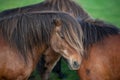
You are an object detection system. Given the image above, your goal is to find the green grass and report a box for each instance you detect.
[0,0,120,80]
[77,0,120,27]
[0,0,43,11]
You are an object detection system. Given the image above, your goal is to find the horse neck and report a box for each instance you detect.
[80,21,119,53]
[0,30,49,66]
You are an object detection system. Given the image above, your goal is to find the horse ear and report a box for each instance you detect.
[53,18,62,32]
[53,18,62,26]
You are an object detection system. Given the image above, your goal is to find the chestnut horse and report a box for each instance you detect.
[0,11,84,80]
[0,0,91,79]
[0,0,107,79]
[76,20,120,80]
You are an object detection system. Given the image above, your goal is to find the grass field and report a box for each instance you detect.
[0,0,120,80]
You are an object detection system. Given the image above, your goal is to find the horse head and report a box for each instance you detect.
[50,18,83,70]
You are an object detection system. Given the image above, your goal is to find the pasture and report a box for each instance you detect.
[0,0,120,80]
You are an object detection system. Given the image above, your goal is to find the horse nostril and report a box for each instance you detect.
[73,61,80,68]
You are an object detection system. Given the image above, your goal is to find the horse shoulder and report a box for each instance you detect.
[0,36,33,79]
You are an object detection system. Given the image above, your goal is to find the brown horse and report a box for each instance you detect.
[0,11,84,80]
[0,0,107,79]
[0,0,92,79]
[76,20,120,80]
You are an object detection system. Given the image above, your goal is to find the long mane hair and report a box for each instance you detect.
[78,19,120,57]
[0,0,91,21]
[0,11,83,61]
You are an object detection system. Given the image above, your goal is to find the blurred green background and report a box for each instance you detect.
[0,0,120,80]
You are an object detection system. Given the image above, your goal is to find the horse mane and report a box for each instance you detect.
[45,0,90,19]
[0,0,91,21]
[78,19,120,51]
[0,11,83,61]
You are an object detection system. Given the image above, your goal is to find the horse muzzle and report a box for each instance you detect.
[67,60,81,70]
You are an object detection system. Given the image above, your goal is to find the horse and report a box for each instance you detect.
[0,11,84,80]
[0,0,108,79]
[77,19,120,80]
[0,0,92,79]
